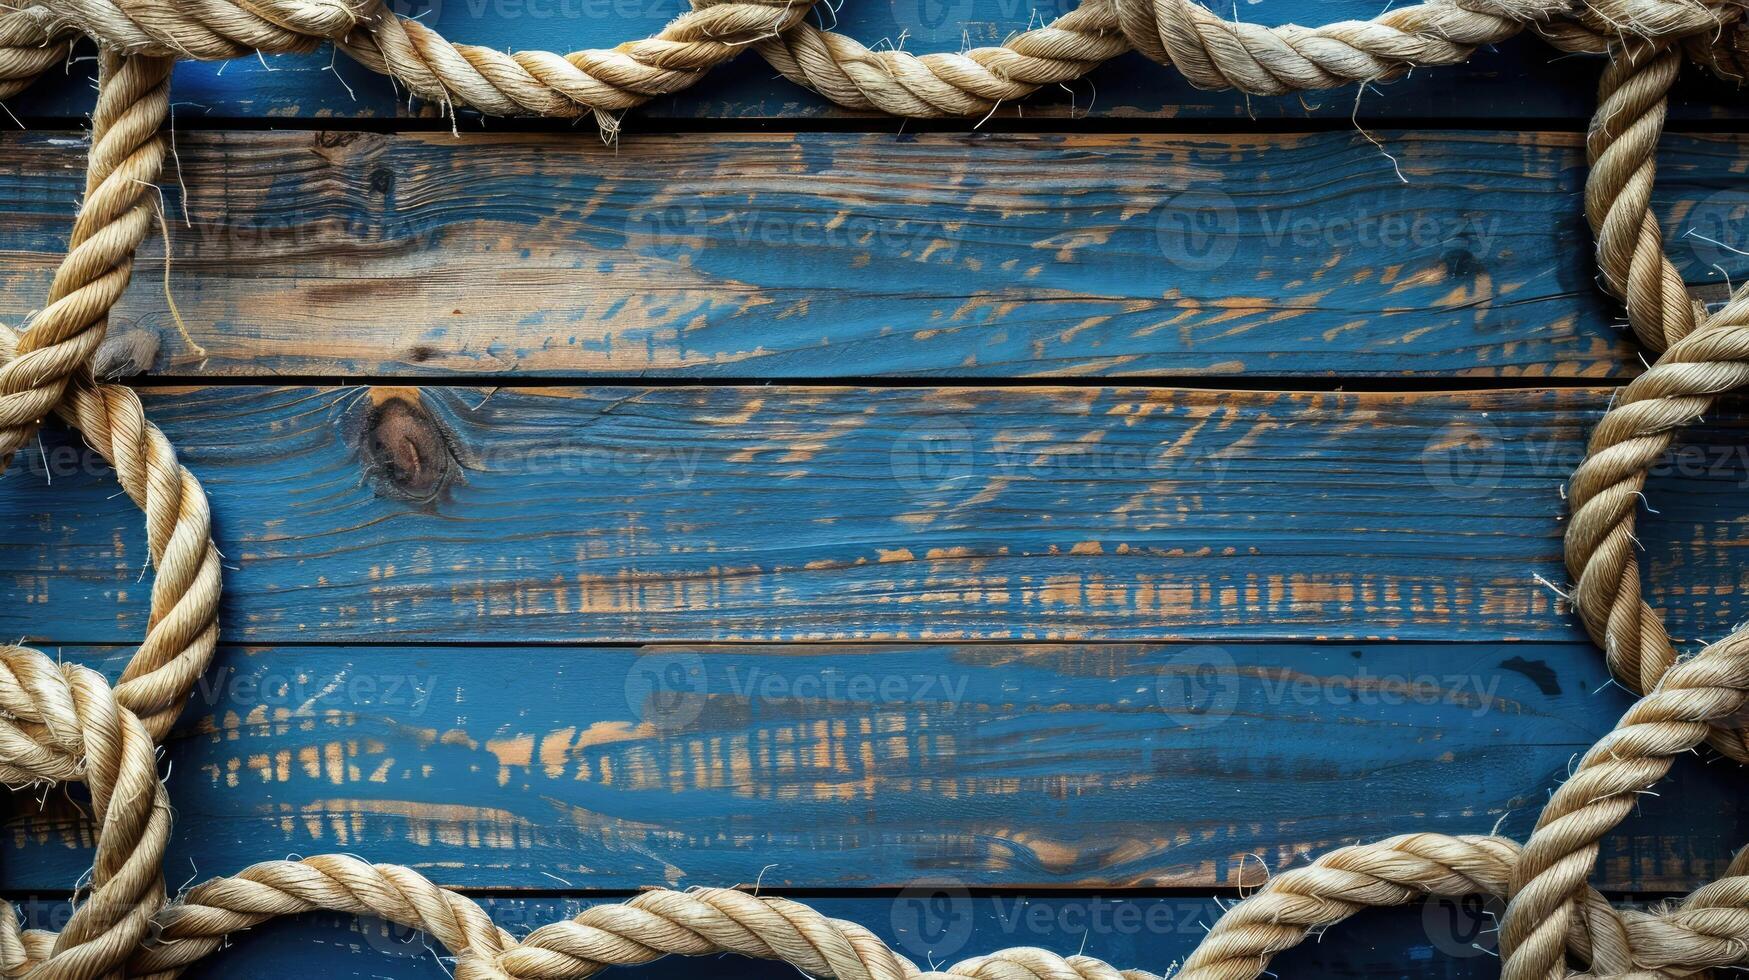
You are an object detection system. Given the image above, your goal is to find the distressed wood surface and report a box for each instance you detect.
[10,896,1514,979]
[4,384,1748,645]
[8,130,1749,380]
[5,19,1746,977]
[4,641,1738,893]
[9,3,1749,122]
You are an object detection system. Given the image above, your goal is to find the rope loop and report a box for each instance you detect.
[0,645,173,980]
[0,335,223,976]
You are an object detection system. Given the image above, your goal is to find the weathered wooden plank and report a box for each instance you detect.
[10,131,1749,381]
[3,384,1747,644]
[10,895,1512,978]
[9,1,1748,122]
[5,642,1737,892]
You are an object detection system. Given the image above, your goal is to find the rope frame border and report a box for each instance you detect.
[2,2,1748,978]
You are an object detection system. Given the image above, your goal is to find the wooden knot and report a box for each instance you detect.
[352,388,461,506]
[92,322,161,379]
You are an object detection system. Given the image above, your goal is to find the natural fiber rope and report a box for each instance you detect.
[1568,38,1749,762]
[1181,628,1749,980]
[2,2,1748,979]
[0,48,222,748]
[1,645,173,980]
[0,0,1745,123]
[5,632,1747,979]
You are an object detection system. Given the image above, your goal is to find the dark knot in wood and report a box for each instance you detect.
[352,390,460,506]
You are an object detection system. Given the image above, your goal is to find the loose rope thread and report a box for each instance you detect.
[1,3,1748,980]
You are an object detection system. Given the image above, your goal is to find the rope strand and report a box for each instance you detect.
[1,0,1743,119]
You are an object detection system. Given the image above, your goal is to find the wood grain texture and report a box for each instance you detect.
[9,130,1749,380]
[5,642,1737,892]
[4,384,1748,645]
[7,1,1748,122]
[10,896,1513,979]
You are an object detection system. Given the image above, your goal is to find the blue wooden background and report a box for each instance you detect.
[3,2,1748,976]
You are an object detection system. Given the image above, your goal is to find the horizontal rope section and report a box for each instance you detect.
[0,0,1745,122]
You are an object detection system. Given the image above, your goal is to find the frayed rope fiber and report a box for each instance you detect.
[3,1,1749,979]
[2,0,1749,118]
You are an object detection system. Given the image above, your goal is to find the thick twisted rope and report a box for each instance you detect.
[1500,628,1749,978]
[2,847,1736,979]
[0,342,221,979]
[1568,43,1749,762]
[7,635,1747,980]
[0,0,1744,123]
[0,50,220,749]
[0,48,166,464]
[0,4,64,99]
[1586,42,1701,354]
[751,0,1586,117]
[1170,42,1749,979]
[1,646,173,980]
[0,0,824,130]
[3,3,1749,980]
[1565,295,1749,760]
[1164,636,1749,980]
[0,45,222,980]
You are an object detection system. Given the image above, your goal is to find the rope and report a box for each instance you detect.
[1,2,1747,979]
[0,48,222,750]
[0,0,1745,121]
[1568,39,1749,762]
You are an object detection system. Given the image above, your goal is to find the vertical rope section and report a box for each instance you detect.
[1,49,223,980]
[1568,43,1749,762]
[0,49,222,746]
[1585,41,1702,354]
[0,50,169,464]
